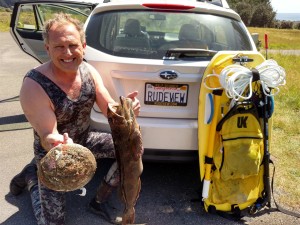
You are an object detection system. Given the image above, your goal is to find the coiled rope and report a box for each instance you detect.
[204,59,286,101]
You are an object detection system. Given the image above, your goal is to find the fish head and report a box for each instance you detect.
[119,96,135,121]
[107,96,134,137]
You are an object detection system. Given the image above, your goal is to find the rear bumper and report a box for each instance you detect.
[90,108,198,161]
[142,149,198,162]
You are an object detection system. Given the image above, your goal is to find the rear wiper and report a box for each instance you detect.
[163,48,217,60]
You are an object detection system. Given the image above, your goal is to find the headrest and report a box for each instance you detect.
[124,19,141,36]
[179,24,200,41]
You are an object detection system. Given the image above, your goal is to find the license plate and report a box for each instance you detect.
[144,83,189,106]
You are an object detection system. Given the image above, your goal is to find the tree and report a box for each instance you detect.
[235,1,253,26]
[227,0,276,28]
[250,2,276,27]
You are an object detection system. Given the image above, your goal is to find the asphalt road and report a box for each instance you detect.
[1,32,299,225]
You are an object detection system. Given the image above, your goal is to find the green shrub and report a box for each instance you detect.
[280,21,294,29]
[294,22,300,30]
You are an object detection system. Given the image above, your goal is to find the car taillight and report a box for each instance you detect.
[142,3,195,10]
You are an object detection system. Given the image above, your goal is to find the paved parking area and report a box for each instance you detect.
[1,32,299,225]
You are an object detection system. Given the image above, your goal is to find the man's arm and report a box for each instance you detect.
[86,64,140,117]
[20,77,70,151]
[86,64,117,117]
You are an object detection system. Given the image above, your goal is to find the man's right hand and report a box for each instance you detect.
[44,133,73,151]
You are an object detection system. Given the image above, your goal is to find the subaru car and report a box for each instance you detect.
[10,0,257,161]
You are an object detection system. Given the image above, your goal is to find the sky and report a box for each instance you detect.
[271,0,300,13]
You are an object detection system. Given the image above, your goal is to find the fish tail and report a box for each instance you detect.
[122,207,135,225]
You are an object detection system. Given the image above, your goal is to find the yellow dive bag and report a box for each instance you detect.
[198,51,271,218]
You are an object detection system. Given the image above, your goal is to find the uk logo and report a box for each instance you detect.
[237,116,248,128]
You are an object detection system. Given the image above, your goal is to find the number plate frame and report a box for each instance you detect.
[144,83,189,106]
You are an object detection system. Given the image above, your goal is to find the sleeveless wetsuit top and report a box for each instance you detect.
[25,62,96,158]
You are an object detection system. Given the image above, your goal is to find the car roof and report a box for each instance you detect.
[65,0,230,6]
[44,0,230,9]
[90,0,240,21]
[32,0,239,21]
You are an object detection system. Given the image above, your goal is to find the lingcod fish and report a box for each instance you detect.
[107,96,144,225]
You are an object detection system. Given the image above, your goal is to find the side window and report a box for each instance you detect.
[17,5,36,29]
[37,4,91,25]
[16,3,92,31]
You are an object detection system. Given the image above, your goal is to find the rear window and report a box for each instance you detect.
[85,10,252,59]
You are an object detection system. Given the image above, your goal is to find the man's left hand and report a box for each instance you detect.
[126,91,141,116]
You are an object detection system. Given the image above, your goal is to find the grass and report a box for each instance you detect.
[0,11,11,32]
[248,27,300,50]
[266,53,300,210]
[0,12,299,210]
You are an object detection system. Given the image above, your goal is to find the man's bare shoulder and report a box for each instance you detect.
[33,61,50,75]
[22,62,50,88]
[21,64,51,100]
[83,61,98,75]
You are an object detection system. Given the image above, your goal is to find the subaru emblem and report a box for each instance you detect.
[159,70,178,80]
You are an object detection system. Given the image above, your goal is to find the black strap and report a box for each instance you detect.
[208,205,217,214]
[206,202,242,220]
[216,101,259,131]
[270,160,300,218]
[231,204,241,217]
[205,156,213,165]
[212,89,223,96]
[251,68,260,82]
[207,204,242,221]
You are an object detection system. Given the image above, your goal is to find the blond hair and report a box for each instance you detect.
[42,13,86,44]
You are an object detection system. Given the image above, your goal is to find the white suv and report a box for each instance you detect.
[10,0,257,161]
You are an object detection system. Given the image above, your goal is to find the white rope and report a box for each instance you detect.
[203,59,286,101]
[255,59,286,96]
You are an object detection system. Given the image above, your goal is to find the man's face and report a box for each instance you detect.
[45,23,86,74]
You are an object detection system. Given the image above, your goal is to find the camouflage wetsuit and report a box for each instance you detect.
[26,62,119,225]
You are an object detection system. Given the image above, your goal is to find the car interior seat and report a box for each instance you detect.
[124,19,144,37]
[177,23,207,48]
[178,24,200,41]
[114,18,150,52]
